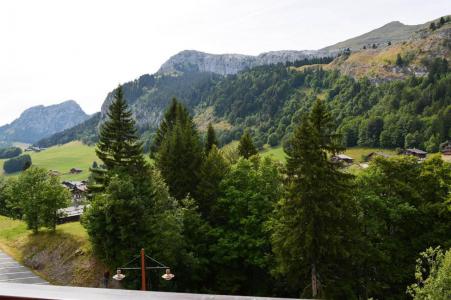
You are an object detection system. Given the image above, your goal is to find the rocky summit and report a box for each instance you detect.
[0,100,89,144]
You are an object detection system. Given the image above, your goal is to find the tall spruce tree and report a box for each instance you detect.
[238,130,258,159]
[195,145,228,220]
[90,85,147,191]
[270,99,360,298]
[150,98,188,156]
[205,123,218,154]
[156,102,204,200]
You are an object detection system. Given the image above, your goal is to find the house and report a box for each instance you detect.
[440,141,451,155]
[402,148,427,159]
[366,152,392,161]
[69,168,83,174]
[332,154,354,164]
[62,181,88,201]
[25,146,46,152]
[57,204,86,224]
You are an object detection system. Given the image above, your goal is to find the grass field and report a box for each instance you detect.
[0,141,153,181]
[0,141,98,181]
[262,146,397,163]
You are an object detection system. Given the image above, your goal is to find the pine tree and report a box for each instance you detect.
[150,98,186,156]
[90,85,147,191]
[396,53,404,67]
[238,130,258,159]
[156,103,204,200]
[195,145,228,220]
[270,99,359,298]
[205,123,218,154]
[430,22,436,30]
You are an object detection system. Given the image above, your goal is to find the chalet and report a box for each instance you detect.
[69,168,83,174]
[62,180,88,201]
[25,146,46,152]
[440,141,451,155]
[332,154,354,164]
[58,204,86,224]
[402,148,427,159]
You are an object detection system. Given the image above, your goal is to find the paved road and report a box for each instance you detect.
[0,250,48,285]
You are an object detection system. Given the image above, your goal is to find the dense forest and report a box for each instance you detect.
[2,87,450,299]
[208,58,450,150]
[36,57,450,152]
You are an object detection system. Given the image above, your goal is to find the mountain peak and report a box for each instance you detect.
[0,100,89,144]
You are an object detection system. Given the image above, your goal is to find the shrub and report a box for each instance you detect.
[0,147,22,159]
[3,155,32,174]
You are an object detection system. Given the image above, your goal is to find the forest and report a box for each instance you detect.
[2,85,450,299]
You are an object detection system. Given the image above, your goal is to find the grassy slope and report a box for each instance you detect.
[0,216,104,287]
[262,146,397,163]
[0,141,153,181]
[0,141,97,181]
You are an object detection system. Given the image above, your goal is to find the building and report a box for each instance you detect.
[402,148,427,159]
[331,154,354,164]
[24,146,46,152]
[69,168,83,174]
[440,140,451,155]
[62,181,88,201]
[58,205,86,224]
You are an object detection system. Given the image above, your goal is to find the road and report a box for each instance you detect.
[0,250,48,285]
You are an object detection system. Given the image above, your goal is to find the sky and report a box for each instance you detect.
[0,0,449,125]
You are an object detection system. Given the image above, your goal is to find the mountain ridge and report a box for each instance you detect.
[36,16,451,149]
[0,100,89,144]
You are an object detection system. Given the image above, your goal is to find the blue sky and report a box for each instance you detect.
[0,0,449,124]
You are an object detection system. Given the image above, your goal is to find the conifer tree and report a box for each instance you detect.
[270,99,359,298]
[156,103,204,200]
[150,98,188,156]
[238,130,258,159]
[195,145,228,220]
[90,85,147,191]
[205,123,218,154]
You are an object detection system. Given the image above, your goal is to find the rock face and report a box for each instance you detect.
[0,100,89,143]
[157,49,334,75]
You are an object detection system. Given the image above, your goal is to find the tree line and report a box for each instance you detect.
[79,86,450,299]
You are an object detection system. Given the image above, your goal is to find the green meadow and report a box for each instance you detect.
[0,141,97,181]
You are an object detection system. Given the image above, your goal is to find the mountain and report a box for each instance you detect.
[0,100,89,144]
[322,21,425,51]
[157,49,334,75]
[327,20,450,80]
[38,16,451,151]
[35,112,101,148]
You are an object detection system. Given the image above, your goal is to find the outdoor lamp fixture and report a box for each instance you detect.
[113,248,173,291]
[161,268,175,281]
[113,269,125,281]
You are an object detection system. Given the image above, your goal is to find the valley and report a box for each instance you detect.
[0,11,449,300]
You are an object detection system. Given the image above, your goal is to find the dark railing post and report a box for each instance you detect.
[141,248,146,291]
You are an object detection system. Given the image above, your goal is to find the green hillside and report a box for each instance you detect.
[262,146,397,163]
[0,141,97,181]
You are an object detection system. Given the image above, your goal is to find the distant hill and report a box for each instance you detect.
[322,21,425,51]
[35,112,101,148]
[45,15,450,151]
[0,100,89,144]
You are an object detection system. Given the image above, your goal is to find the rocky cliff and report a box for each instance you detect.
[157,49,334,75]
[0,100,89,144]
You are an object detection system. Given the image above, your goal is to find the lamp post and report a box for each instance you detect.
[113,248,174,291]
